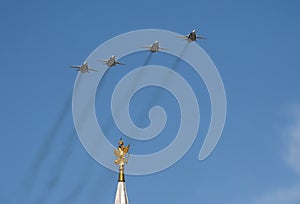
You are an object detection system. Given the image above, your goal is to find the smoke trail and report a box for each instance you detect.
[31,93,72,173]
[34,74,101,204]
[73,68,128,203]
[101,68,110,83]
[15,92,72,204]
[32,129,76,204]
[88,170,116,203]
[146,42,190,103]
[17,74,84,203]
[96,45,189,155]
[54,142,114,204]
[113,43,191,154]
[61,44,190,204]
[59,165,94,204]
[143,52,153,66]
[171,42,189,70]
[59,184,84,204]
[95,52,153,142]
[115,43,190,139]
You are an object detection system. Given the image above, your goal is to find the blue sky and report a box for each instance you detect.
[1,0,300,203]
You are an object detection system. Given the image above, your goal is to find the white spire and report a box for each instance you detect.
[114,182,129,204]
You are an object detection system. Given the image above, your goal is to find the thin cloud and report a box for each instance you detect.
[251,104,300,204]
[284,106,300,173]
[252,185,300,204]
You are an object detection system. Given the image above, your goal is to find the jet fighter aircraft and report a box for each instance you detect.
[142,41,168,52]
[178,29,206,42]
[69,62,97,73]
[97,55,125,68]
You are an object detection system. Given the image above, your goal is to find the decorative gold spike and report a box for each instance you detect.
[114,138,130,182]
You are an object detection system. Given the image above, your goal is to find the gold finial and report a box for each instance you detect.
[114,138,130,182]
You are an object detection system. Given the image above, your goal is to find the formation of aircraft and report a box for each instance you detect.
[142,41,168,52]
[69,62,97,73]
[70,29,205,73]
[96,55,125,68]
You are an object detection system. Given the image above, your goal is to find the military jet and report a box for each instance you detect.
[142,41,168,52]
[97,55,125,68]
[178,29,206,42]
[69,62,97,73]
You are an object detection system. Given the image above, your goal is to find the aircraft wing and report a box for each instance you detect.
[70,66,81,68]
[96,59,108,63]
[196,36,207,39]
[141,46,151,49]
[159,47,168,51]
[177,35,188,39]
[88,68,98,72]
[116,61,125,66]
